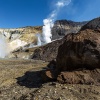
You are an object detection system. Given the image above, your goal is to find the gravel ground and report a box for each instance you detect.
[0,59,100,100]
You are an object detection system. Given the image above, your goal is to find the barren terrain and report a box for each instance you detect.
[0,59,100,100]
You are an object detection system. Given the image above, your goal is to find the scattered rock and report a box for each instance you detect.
[57,69,100,85]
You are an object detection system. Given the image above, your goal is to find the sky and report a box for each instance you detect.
[0,0,100,28]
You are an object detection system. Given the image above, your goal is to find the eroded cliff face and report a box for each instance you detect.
[0,26,42,43]
[0,26,42,57]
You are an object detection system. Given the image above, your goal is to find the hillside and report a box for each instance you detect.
[51,20,88,40]
[5,20,87,59]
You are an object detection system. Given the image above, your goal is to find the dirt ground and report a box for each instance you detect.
[0,59,100,100]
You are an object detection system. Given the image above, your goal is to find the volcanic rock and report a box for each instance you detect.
[57,28,100,71]
[57,69,100,85]
[31,38,65,61]
[55,17,100,84]
[56,31,100,71]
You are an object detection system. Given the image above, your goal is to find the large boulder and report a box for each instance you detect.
[56,17,100,69]
[49,17,100,85]
[56,22,100,71]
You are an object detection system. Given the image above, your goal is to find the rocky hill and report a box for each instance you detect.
[6,20,87,59]
[0,20,87,42]
[51,20,88,40]
[0,26,42,45]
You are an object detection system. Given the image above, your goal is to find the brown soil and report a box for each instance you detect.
[0,59,100,100]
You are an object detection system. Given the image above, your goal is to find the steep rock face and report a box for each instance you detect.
[0,26,42,57]
[56,17,100,71]
[0,26,42,48]
[51,20,87,40]
[0,26,42,41]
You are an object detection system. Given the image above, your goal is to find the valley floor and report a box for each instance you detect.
[0,59,100,100]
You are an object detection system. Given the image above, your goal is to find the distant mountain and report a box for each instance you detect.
[51,20,88,40]
[80,17,100,31]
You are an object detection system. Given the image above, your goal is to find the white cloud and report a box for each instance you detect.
[56,2,64,7]
[56,0,71,8]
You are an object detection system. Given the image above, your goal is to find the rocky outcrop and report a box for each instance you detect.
[57,30,100,71]
[51,20,87,40]
[42,17,100,85]
[31,39,65,62]
[0,26,42,58]
[57,18,100,71]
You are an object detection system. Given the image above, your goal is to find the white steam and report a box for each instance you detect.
[40,0,71,44]
[0,0,71,58]
[0,34,9,58]
[36,33,41,46]
[0,31,27,58]
[41,19,53,44]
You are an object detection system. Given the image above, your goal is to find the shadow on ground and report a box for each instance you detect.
[16,60,57,88]
[16,69,46,88]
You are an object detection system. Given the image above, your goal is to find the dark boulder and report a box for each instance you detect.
[56,29,100,71]
[55,17,100,85]
[31,38,65,62]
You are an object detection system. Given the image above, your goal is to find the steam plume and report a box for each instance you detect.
[40,0,71,44]
[0,31,27,58]
[0,34,9,58]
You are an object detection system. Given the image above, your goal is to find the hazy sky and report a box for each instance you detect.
[0,0,100,28]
